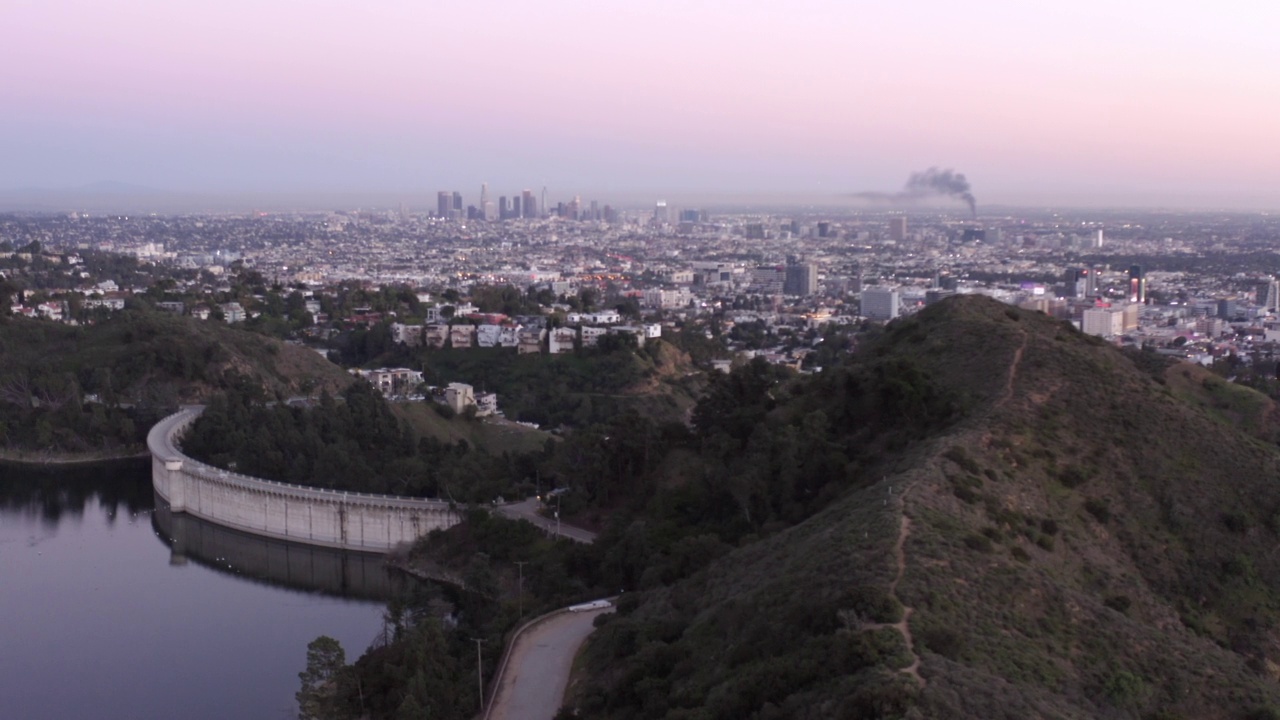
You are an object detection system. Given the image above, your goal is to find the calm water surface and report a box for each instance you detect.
[0,460,389,720]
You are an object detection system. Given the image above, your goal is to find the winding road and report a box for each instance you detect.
[484,605,614,720]
[495,498,597,544]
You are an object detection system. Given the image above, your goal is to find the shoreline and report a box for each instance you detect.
[0,448,150,468]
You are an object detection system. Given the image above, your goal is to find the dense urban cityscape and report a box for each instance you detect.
[6,198,1280,387]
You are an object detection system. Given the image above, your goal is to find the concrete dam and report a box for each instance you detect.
[151,500,400,600]
[148,407,460,553]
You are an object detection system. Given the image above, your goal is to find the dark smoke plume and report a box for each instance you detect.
[852,167,977,217]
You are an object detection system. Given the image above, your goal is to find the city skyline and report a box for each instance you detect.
[3,0,1279,209]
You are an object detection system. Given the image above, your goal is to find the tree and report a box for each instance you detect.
[297,635,349,720]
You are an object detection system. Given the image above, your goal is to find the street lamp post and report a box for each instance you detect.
[473,637,484,711]
[514,561,528,619]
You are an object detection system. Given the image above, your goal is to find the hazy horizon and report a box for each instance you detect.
[4,184,1280,216]
[4,0,1278,210]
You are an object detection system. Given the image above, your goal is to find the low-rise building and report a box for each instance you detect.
[424,323,449,349]
[449,324,474,349]
[517,328,546,354]
[391,323,424,347]
[355,367,424,396]
[446,382,475,414]
[549,327,577,354]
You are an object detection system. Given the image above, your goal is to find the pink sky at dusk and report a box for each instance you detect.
[3,0,1279,207]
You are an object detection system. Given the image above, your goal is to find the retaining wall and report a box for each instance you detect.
[148,407,460,553]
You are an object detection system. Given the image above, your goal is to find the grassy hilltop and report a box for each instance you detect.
[573,295,1280,720]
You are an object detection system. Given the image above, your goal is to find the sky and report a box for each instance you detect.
[3,0,1279,208]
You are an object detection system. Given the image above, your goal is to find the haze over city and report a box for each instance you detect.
[3,0,1279,209]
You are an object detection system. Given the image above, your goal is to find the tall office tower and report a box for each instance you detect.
[437,191,451,218]
[567,196,581,220]
[512,196,522,219]
[1094,229,1105,248]
[541,187,548,218]
[861,286,901,320]
[498,196,509,219]
[654,200,669,224]
[590,200,599,221]
[480,183,491,220]
[521,190,535,219]
[1063,268,1082,298]
[817,222,830,238]
[784,260,819,296]
[1128,265,1146,303]
[889,216,907,241]
[1254,278,1280,311]
[452,192,462,213]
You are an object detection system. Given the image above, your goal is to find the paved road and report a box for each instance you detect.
[495,498,597,543]
[486,606,614,720]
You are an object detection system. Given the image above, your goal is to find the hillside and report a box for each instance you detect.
[0,309,352,455]
[415,339,704,429]
[572,296,1280,719]
[396,403,551,456]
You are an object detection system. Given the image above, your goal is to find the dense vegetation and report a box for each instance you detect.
[572,297,1280,719]
[0,309,350,456]
[182,381,538,501]
[331,329,704,429]
[315,295,1280,720]
[302,323,967,719]
[299,509,608,720]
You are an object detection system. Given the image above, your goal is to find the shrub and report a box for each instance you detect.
[918,626,965,659]
[964,534,994,553]
[1104,595,1131,614]
[1103,670,1145,707]
[944,446,982,475]
[1058,466,1088,488]
[1084,499,1111,524]
[1221,511,1251,534]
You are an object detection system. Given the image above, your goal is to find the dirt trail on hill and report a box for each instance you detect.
[861,486,923,686]
[888,506,924,686]
[863,329,1031,687]
[997,330,1029,408]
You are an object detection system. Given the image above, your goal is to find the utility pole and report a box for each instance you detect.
[473,637,485,711]
[514,561,528,619]
[555,494,561,538]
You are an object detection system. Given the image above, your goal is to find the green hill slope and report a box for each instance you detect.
[0,309,352,456]
[576,295,1280,719]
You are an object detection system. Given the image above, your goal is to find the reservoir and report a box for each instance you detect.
[0,459,390,720]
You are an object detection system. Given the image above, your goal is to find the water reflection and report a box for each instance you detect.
[0,458,388,720]
[152,497,398,601]
[0,458,154,528]
[0,458,398,601]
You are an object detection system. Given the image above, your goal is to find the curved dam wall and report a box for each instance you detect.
[148,407,460,553]
[152,498,399,600]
